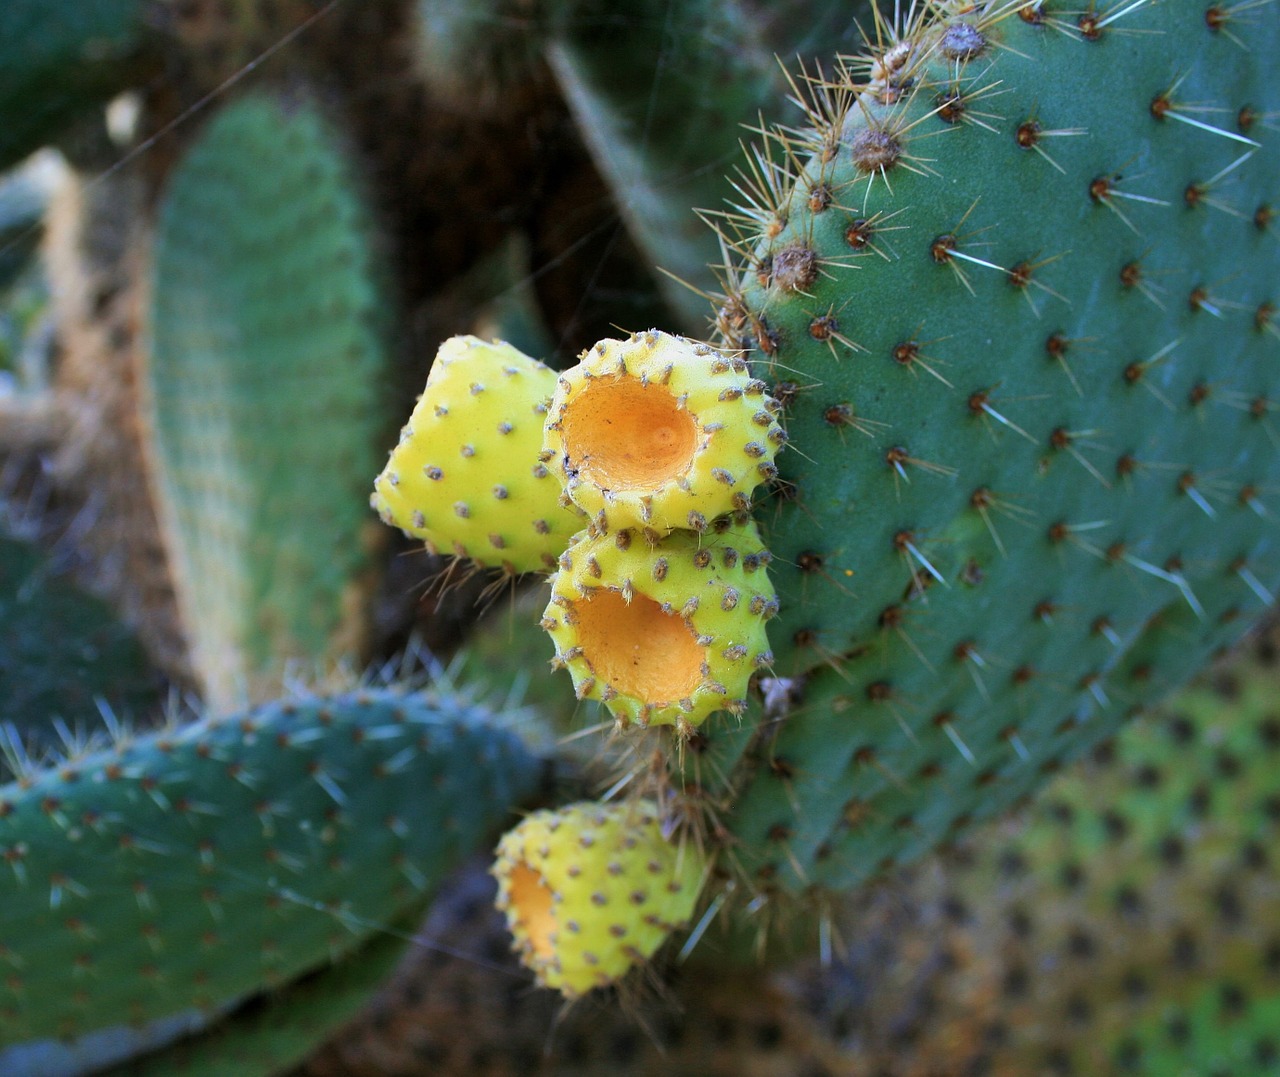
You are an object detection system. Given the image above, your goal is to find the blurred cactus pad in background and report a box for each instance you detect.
[0,0,1278,1075]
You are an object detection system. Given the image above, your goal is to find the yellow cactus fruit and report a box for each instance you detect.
[542,329,786,536]
[492,799,708,998]
[541,519,777,735]
[371,336,583,573]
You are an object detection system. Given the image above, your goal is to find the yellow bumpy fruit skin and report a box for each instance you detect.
[371,336,583,573]
[492,799,707,998]
[541,519,777,733]
[542,329,786,536]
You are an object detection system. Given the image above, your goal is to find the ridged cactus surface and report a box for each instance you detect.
[693,0,1280,896]
[0,0,153,170]
[0,688,542,1056]
[146,89,390,712]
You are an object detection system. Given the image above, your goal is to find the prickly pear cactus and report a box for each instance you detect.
[93,922,414,1077]
[694,0,1280,896]
[145,88,390,712]
[0,688,542,1058]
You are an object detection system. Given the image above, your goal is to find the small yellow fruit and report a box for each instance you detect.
[492,799,708,998]
[541,519,777,735]
[542,329,785,536]
[371,336,583,573]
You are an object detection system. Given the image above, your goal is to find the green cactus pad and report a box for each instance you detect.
[0,688,543,1048]
[371,335,583,575]
[544,330,785,537]
[542,520,777,734]
[688,0,1280,897]
[492,798,707,998]
[145,89,390,712]
[0,0,154,170]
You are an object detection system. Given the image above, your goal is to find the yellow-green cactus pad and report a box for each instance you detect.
[492,799,708,998]
[541,520,777,734]
[542,329,785,536]
[371,336,583,574]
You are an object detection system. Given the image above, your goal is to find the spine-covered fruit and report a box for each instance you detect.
[371,336,583,574]
[542,329,785,536]
[492,799,708,998]
[542,519,777,735]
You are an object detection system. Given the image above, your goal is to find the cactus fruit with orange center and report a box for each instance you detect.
[371,335,584,575]
[541,519,778,734]
[492,798,708,998]
[542,329,786,536]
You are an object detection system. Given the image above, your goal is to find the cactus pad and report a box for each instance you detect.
[492,798,707,998]
[688,0,1280,897]
[145,89,390,710]
[543,330,785,536]
[0,688,542,1047]
[91,922,414,1077]
[371,335,582,574]
[542,520,777,734]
